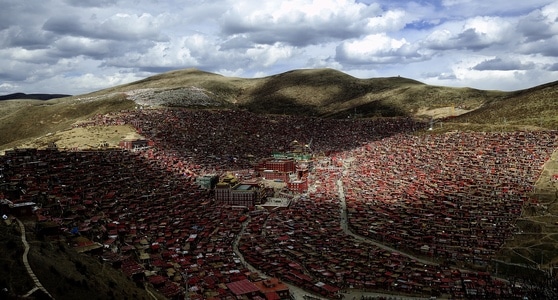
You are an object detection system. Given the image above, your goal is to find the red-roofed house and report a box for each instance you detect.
[254,278,290,300]
[226,279,260,298]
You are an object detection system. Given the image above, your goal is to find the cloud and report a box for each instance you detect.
[516,2,558,42]
[0,82,19,93]
[424,16,514,51]
[219,0,397,47]
[43,13,168,42]
[439,0,556,16]
[63,0,118,7]
[421,71,457,81]
[1,0,558,95]
[517,36,558,57]
[0,26,54,50]
[472,57,535,71]
[335,33,426,65]
[0,0,50,31]
[51,37,116,60]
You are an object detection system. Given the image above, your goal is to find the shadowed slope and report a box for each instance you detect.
[1,68,557,151]
[453,80,558,129]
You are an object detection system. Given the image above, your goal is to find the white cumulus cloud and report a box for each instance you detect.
[0,0,557,94]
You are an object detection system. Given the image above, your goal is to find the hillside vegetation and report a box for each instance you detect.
[0,94,135,150]
[452,80,558,129]
[1,68,557,151]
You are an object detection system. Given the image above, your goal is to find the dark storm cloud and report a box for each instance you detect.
[0,70,30,82]
[517,16,555,42]
[42,17,85,37]
[454,29,493,51]
[0,27,54,49]
[0,1,49,30]
[137,66,184,73]
[437,73,457,80]
[244,27,349,48]
[472,58,535,71]
[335,45,423,65]
[537,41,558,57]
[50,37,116,60]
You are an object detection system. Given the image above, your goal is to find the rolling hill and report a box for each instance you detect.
[0,93,71,101]
[2,68,556,151]
[452,80,558,129]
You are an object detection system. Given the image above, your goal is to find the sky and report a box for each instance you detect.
[1,0,558,95]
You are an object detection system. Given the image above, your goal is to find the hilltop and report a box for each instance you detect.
[0,93,71,101]
[1,68,557,151]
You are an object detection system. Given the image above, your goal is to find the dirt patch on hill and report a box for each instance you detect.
[16,125,143,151]
[415,106,475,119]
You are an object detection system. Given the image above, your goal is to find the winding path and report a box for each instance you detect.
[16,218,54,299]
[336,158,439,266]
[336,177,439,267]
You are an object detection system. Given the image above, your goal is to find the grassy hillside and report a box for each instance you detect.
[454,80,558,129]
[236,69,500,118]
[1,68,557,151]
[0,94,135,149]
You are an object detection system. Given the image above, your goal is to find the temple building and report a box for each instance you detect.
[215,175,265,207]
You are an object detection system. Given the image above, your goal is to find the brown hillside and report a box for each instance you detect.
[1,68,557,151]
[452,80,558,129]
[0,94,134,150]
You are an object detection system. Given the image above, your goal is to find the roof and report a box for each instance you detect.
[234,184,254,191]
[265,292,281,300]
[254,278,289,294]
[226,279,260,295]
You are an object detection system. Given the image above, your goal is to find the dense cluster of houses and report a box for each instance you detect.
[0,147,284,299]
[341,131,557,266]
[238,140,558,299]
[1,108,557,299]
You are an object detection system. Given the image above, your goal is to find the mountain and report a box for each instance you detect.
[0,93,71,101]
[0,68,557,150]
[97,68,505,118]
